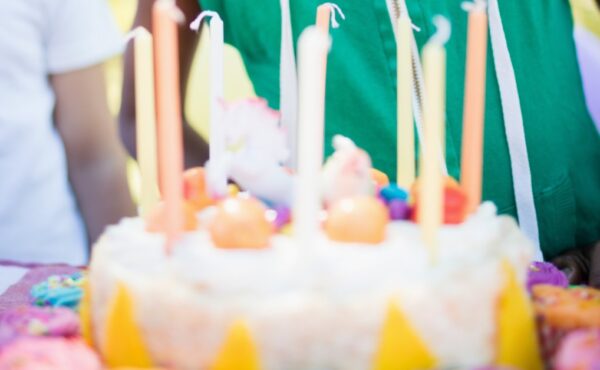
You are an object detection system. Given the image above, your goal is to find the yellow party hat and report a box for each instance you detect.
[103,283,153,368]
[495,261,543,370]
[373,301,437,370]
[212,320,261,370]
[78,277,94,347]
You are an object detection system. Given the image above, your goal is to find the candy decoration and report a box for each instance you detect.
[389,200,411,221]
[411,177,468,225]
[146,201,198,233]
[183,167,214,211]
[79,279,93,347]
[370,169,390,188]
[496,261,543,370]
[325,196,389,244]
[103,284,153,368]
[379,184,409,203]
[373,301,437,370]
[211,320,261,370]
[271,205,291,230]
[209,196,273,249]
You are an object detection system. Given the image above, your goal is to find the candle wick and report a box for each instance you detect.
[461,0,487,12]
[320,3,346,29]
[190,10,222,32]
[156,0,185,24]
[123,27,149,45]
[429,16,451,46]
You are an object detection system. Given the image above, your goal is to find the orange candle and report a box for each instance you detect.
[461,1,488,215]
[316,5,331,33]
[152,0,184,250]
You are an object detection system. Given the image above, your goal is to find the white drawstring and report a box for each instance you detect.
[488,0,542,260]
[279,0,299,169]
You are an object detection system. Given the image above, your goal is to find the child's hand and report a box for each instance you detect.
[552,242,600,288]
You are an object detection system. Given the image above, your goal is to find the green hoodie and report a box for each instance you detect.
[200,0,600,259]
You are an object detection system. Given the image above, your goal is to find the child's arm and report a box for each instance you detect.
[552,242,600,288]
[119,0,209,168]
[52,64,136,245]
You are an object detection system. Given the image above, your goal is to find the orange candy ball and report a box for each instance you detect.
[209,196,273,249]
[183,167,214,211]
[370,168,390,188]
[145,201,199,233]
[325,196,389,244]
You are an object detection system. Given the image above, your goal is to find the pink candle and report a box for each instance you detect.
[460,1,488,215]
[152,0,184,251]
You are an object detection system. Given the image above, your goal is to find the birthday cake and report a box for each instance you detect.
[85,8,542,369]
[85,102,540,369]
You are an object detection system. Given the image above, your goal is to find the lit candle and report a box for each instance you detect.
[153,0,185,250]
[460,0,488,215]
[396,14,415,189]
[133,27,160,218]
[419,17,450,257]
[294,27,331,246]
[190,12,226,197]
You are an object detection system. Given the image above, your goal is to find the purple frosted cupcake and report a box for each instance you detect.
[0,306,79,349]
[526,261,568,293]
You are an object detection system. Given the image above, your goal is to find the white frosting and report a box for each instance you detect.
[89,202,533,370]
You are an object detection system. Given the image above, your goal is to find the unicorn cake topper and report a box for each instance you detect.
[205,98,293,206]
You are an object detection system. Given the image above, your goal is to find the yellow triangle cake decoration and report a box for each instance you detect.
[211,320,261,370]
[495,261,543,370]
[78,277,94,347]
[373,301,437,370]
[103,283,153,368]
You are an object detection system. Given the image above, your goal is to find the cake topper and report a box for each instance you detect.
[322,135,374,206]
[205,98,293,206]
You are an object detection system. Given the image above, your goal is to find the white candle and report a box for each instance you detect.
[294,27,331,246]
[190,12,226,196]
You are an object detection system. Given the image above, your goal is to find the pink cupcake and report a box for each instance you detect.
[554,329,600,370]
[0,306,79,349]
[0,337,101,370]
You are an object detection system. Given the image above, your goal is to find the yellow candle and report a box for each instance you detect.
[461,1,488,215]
[419,17,450,257]
[153,0,184,251]
[396,15,415,189]
[134,28,160,217]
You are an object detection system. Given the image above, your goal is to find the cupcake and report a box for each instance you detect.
[526,262,569,293]
[554,329,600,370]
[0,306,79,350]
[30,273,86,309]
[0,337,101,370]
[532,285,600,362]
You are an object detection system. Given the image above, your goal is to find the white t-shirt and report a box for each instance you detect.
[0,0,123,265]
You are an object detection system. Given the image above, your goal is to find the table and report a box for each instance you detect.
[0,264,80,314]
